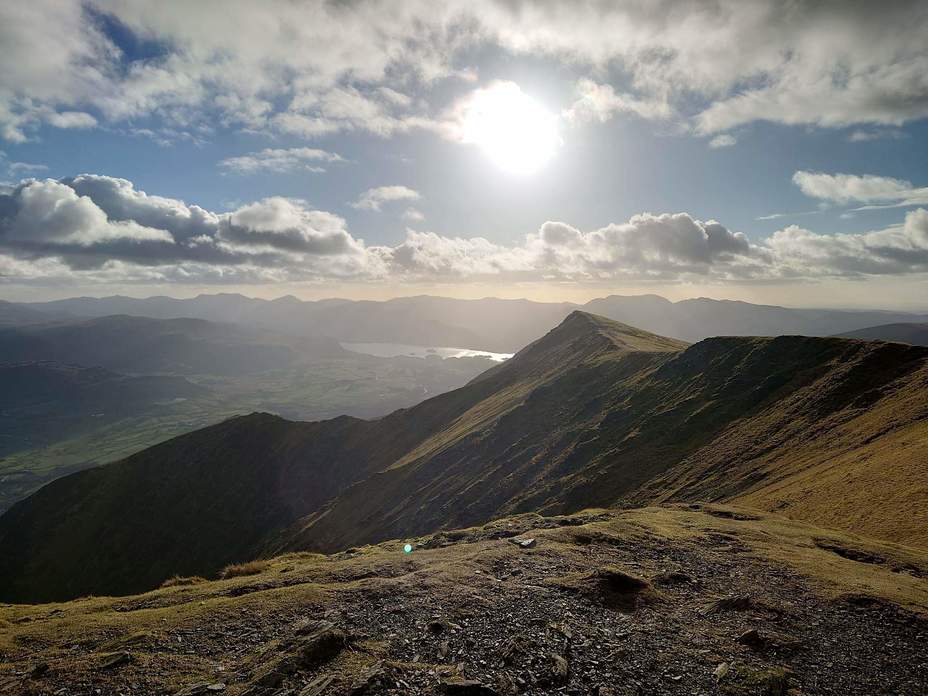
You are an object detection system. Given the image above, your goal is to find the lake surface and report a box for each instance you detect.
[341,342,512,362]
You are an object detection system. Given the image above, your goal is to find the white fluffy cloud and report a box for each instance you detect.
[352,186,421,212]
[793,171,928,209]
[218,148,344,175]
[3,174,928,286]
[1,2,926,143]
[767,208,928,276]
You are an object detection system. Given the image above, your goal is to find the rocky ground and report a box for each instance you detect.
[2,504,927,695]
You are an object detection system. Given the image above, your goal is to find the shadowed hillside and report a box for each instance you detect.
[835,322,928,346]
[2,312,928,603]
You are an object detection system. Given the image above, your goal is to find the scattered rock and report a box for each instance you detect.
[300,674,335,695]
[652,570,694,586]
[509,537,536,549]
[175,683,225,696]
[349,663,392,694]
[765,668,792,696]
[439,677,500,695]
[29,662,49,679]
[98,651,132,670]
[703,594,753,614]
[549,652,570,683]
[713,662,730,681]
[737,628,766,650]
[294,623,347,668]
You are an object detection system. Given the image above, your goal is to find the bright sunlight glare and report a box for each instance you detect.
[459,82,560,175]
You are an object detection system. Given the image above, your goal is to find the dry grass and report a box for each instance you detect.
[220,560,270,579]
[159,575,207,588]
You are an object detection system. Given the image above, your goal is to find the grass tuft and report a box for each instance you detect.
[220,560,270,579]
[160,575,207,588]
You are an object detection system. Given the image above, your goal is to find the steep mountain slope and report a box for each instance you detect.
[835,322,928,345]
[2,312,928,603]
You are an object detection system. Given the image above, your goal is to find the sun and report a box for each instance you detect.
[459,82,560,175]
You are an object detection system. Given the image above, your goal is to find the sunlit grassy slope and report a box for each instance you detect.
[2,311,927,603]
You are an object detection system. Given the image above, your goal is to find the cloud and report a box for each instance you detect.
[563,79,670,124]
[708,134,737,149]
[0,179,173,257]
[403,207,425,222]
[218,148,344,175]
[221,198,362,255]
[0,175,372,274]
[793,170,928,208]
[767,208,928,276]
[353,186,421,212]
[44,110,97,129]
[6,161,48,175]
[3,173,928,286]
[847,128,906,143]
[2,2,926,144]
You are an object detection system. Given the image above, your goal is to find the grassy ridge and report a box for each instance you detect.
[3,312,928,603]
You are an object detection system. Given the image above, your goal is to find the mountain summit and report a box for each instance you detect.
[2,314,927,602]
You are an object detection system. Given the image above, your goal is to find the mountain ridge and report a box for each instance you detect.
[2,313,928,603]
[16,292,928,350]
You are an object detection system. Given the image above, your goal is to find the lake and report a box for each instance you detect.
[341,342,512,362]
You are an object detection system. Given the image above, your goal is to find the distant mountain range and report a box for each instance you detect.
[4,311,926,603]
[15,292,928,350]
[835,322,928,346]
[0,314,343,375]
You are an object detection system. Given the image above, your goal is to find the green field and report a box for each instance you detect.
[0,353,492,512]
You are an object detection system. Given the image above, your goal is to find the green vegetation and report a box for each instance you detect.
[3,311,928,605]
[0,354,493,512]
[220,560,271,579]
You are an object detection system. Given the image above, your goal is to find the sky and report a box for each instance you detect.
[1,1,928,309]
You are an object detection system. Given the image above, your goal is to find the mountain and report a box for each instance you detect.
[585,294,928,343]
[0,314,343,376]
[0,361,205,455]
[0,299,72,327]
[22,294,576,352]
[835,322,928,346]
[3,505,927,695]
[3,312,928,604]
[19,292,928,350]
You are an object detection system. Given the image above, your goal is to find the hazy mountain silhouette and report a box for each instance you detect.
[19,293,927,350]
[835,322,928,346]
[0,314,344,376]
